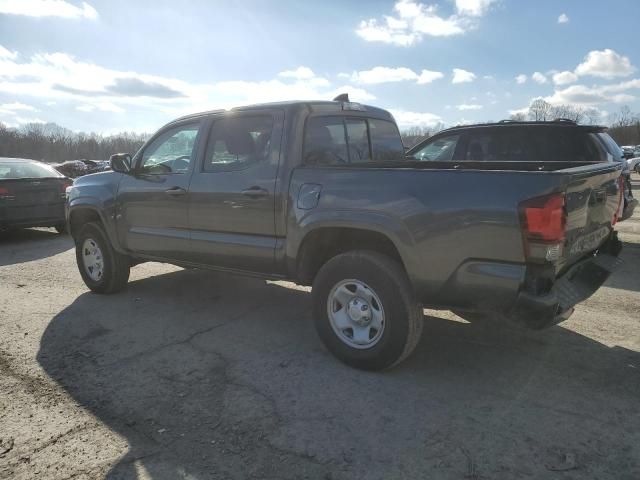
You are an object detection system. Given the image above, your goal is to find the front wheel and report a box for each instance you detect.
[75,222,130,294]
[312,251,423,371]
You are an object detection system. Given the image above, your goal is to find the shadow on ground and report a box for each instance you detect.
[0,228,72,266]
[37,268,640,479]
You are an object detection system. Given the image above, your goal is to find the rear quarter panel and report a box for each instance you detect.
[287,167,583,304]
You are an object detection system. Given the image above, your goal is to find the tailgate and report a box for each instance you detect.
[559,163,622,271]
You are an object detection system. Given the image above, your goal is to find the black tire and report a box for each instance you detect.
[75,222,130,294]
[312,250,423,371]
[54,223,67,234]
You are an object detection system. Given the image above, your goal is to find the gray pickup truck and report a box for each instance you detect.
[66,99,623,370]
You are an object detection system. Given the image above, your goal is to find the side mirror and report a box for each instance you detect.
[110,153,132,173]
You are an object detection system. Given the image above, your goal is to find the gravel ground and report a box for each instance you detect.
[0,175,639,480]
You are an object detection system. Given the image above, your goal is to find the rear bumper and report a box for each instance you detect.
[0,204,65,230]
[507,232,623,329]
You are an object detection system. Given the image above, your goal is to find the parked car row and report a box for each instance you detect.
[51,159,110,178]
[65,98,625,370]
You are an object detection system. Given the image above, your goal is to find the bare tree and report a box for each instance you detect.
[0,122,150,163]
[400,123,445,148]
[528,99,553,121]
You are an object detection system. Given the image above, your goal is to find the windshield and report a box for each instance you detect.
[0,160,63,179]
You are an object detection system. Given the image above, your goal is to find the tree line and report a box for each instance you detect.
[2,104,639,163]
[0,122,149,163]
[399,104,640,148]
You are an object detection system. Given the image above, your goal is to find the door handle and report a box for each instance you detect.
[241,186,269,198]
[165,187,187,196]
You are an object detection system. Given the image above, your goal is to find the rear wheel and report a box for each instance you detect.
[75,222,130,294]
[312,251,423,371]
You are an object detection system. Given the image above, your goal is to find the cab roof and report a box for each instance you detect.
[170,100,395,124]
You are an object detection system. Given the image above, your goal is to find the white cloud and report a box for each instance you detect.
[515,74,527,84]
[350,66,420,84]
[0,101,37,111]
[455,0,497,17]
[0,0,98,19]
[355,0,477,46]
[417,69,445,84]
[349,66,443,85]
[557,13,569,24]
[574,49,635,79]
[76,101,124,113]
[278,66,316,80]
[545,84,636,106]
[389,109,442,127]
[452,68,476,84]
[0,44,17,59]
[0,47,377,122]
[14,116,45,124]
[456,103,483,110]
[552,70,578,85]
[531,71,548,84]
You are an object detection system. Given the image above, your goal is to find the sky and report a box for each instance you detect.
[0,0,639,134]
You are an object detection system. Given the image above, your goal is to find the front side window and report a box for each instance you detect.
[204,115,274,172]
[412,135,460,161]
[140,123,200,174]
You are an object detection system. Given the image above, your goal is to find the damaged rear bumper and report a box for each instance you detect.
[507,232,623,329]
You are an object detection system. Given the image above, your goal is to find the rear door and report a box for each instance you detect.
[186,110,283,273]
[116,121,203,260]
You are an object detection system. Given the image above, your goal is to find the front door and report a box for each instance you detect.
[116,121,203,260]
[187,111,283,273]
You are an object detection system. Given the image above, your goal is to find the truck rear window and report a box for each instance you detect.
[303,116,404,166]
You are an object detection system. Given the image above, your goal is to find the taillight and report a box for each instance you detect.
[60,179,73,198]
[612,176,624,225]
[519,193,566,262]
[0,187,9,195]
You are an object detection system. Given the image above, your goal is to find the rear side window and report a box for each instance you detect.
[463,130,529,161]
[529,129,602,162]
[204,115,273,172]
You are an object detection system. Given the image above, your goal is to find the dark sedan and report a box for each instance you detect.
[0,158,72,233]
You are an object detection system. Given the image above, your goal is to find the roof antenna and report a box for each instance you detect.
[333,93,349,102]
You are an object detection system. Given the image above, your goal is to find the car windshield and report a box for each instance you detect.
[0,160,62,179]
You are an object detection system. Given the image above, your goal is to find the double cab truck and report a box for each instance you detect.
[66,99,623,370]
